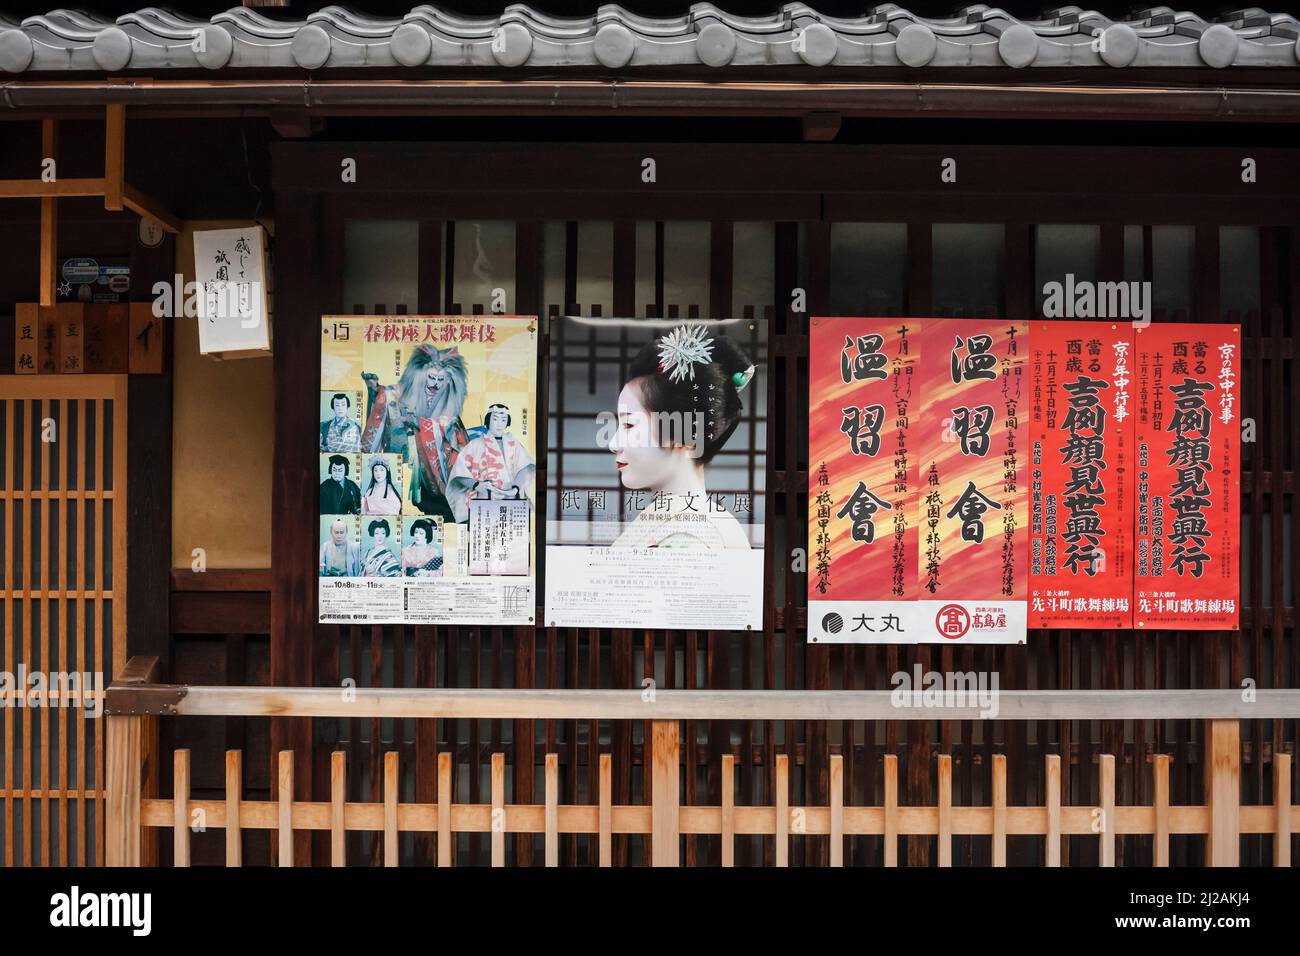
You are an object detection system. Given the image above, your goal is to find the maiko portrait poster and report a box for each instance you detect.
[1029,322,1135,629]
[808,318,919,642]
[318,314,538,625]
[544,317,766,631]
[1134,322,1240,630]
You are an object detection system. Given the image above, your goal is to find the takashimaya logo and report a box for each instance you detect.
[934,604,971,639]
[49,886,151,936]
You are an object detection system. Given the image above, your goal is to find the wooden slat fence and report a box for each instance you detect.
[105,674,1300,867]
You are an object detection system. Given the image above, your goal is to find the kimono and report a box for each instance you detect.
[320,417,362,453]
[446,431,536,523]
[320,477,361,515]
[362,385,468,520]
[363,545,401,578]
[361,484,403,515]
[402,543,444,577]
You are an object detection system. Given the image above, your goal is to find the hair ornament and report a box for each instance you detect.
[731,365,755,392]
[657,324,715,384]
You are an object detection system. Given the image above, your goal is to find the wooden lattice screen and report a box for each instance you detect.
[0,374,128,865]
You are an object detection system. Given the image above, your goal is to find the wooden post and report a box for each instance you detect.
[226,750,242,867]
[1098,754,1115,867]
[1045,754,1061,867]
[1274,753,1291,868]
[104,104,124,212]
[173,749,191,867]
[491,752,506,867]
[650,720,679,867]
[39,120,57,309]
[1204,719,1240,866]
[105,714,142,866]
[105,656,159,867]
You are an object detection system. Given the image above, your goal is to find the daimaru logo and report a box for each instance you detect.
[49,886,151,936]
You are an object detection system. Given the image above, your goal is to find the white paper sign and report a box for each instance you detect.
[193,226,270,354]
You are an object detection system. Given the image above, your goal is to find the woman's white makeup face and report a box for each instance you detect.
[412,528,427,546]
[371,463,387,484]
[607,382,683,491]
[373,527,388,544]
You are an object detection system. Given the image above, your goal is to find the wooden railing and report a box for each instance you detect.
[104,657,1300,867]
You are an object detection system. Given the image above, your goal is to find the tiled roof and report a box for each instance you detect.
[1,5,1299,74]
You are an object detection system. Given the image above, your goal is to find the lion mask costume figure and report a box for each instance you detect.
[361,344,471,521]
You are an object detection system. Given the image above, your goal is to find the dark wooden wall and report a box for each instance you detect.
[171,141,1298,867]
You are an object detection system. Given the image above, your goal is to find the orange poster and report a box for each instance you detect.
[808,319,919,641]
[914,319,1029,644]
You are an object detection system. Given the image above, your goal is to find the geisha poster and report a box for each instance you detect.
[1133,323,1240,630]
[808,318,921,642]
[914,319,1030,643]
[1029,322,1134,628]
[543,317,766,631]
[318,314,538,625]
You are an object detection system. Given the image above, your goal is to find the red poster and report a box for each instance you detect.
[1029,322,1134,628]
[1134,323,1241,630]
[913,319,1029,644]
[808,318,920,642]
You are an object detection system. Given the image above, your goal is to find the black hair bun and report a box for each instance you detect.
[626,325,754,465]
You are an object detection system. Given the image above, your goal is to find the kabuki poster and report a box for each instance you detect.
[1029,322,1134,629]
[318,315,538,625]
[543,317,766,631]
[809,318,1029,644]
[1133,323,1241,630]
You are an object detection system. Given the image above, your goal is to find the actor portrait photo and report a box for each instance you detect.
[362,518,402,578]
[319,516,361,577]
[447,402,536,522]
[606,323,756,550]
[319,391,363,452]
[402,517,444,577]
[319,454,362,515]
[360,455,404,515]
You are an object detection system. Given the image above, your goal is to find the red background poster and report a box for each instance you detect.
[1134,322,1241,630]
[1029,322,1134,628]
[913,319,1029,643]
[808,318,919,642]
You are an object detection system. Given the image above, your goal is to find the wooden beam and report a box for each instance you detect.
[650,720,680,867]
[1204,719,1241,866]
[104,715,142,866]
[269,189,322,866]
[0,178,108,199]
[39,120,57,308]
[103,686,1300,721]
[104,103,125,212]
[270,110,324,140]
[802,111,841,142]
[122,184,182,235]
